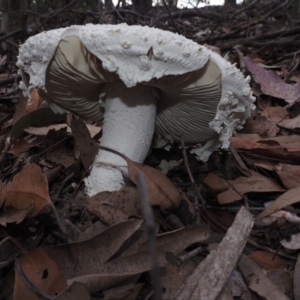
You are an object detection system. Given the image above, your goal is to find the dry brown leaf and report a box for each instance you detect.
[126,156,194,221]
[46,146,75,169]
[267,269,292,295]
[0,268,14,300]
[102,283,144,300]
[204,210,235,229]
[219,270,252,300]
[0,204,34,226]
[242,154,276,171]
[248,251,287,270]
[260,106,288,137]
[89,202,130,226]
[160,260,198,300]
[281,115,300,131]
[55,282,90,300]
[67,273,140,294]
[7,138,33,157]
[126,159,182,209]
[71,118,99,171]
[98,146,194,222]
[76,221,108,242]
[45,219,144,279]
[102,225,209,275]
[230,135,281,151]
[13,248,67,300]
[203,171,285,204]
[0,164,52,218]
[255,149,300,163]
[86,186,190,224]
[202,173,228,194]
[86,187,143,221]
[231,133,300,151]
[10,107,64,142]
[140,225,208,251]
[275,163,300,189]
[244,107,288,137]
[256,186,300,222]
[260,106,288,119]
[241,55,300,104]
[46,221,209,290]
[238,255,289,300]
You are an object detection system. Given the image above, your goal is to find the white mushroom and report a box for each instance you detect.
[17,24,255,196]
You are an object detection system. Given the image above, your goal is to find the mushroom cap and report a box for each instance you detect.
[17,24,209,94]
[17,24,255,161]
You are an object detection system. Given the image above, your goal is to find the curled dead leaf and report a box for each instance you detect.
[248,251,287,270]
[0,204,34,226]
[256,186,300,222]
[0,164,52,218]
[14,248,67,300]
[97,146,195,221]
[241,55,300,104]
[0,164,66,232]
[203,171,285,204]
[86,187,143,224]
[275,163,300,189]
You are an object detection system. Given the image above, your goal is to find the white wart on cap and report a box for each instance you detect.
[17,24,255,196]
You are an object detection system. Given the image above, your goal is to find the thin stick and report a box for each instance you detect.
[0,75,21,87]
[35,0,78,32]
[231,0,259,18]
[180,137,203,224]
[161,0,180,33]
[284,58,300,82]
[0,237,11,248]
[0,29,25,43]
[99,5,110,23]
[109,0,127,23]
[247,238,296,261]
[205,205,300,213]
[176,246,204,265]
[136,174,162,300]
[0,230,27,254]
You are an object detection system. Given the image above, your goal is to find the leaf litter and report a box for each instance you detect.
[2,1,300,299]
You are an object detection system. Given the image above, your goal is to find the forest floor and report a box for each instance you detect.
[1,1,300,299]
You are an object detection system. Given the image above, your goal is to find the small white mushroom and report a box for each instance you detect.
[17,24,255,196]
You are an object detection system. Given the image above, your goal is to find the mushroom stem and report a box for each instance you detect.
[84,82,157,196]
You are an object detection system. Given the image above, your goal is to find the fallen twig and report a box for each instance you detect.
[0,29,25,43]
[0,75,21,87]
[137,173,162,300]
[175,206,254,299]
[161,0,180,33]
[231,0,259,18]
[181,136,202,224]
[34,0,78,32]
